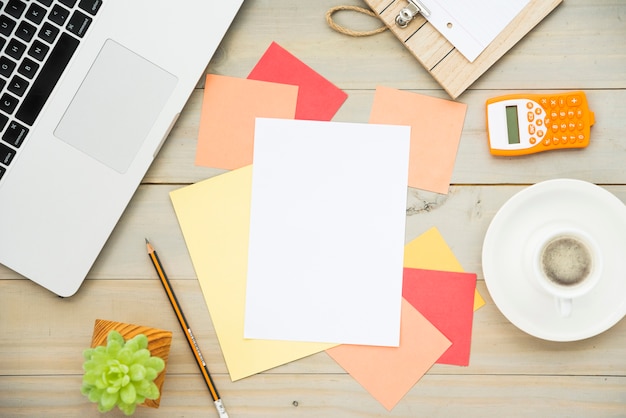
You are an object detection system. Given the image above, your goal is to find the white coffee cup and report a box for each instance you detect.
[529,226,602,317]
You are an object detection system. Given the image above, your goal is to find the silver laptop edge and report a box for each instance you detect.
[0,0,245,296]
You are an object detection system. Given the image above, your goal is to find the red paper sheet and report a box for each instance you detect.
[248,42,347,121]
[402,268,477,366]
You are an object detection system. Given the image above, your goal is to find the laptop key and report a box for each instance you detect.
[59,0,78,7]
[8,74,28,97]
[2,120,28,147]
[5,0,27,19]
[49,5,70,26]
[0,113,8,131]
[18,57,39,79]
[66,10,92,38]
[38,21,60,43]
[0,142,16,165]
[25,3,47,25]
[28,39,49,61]
[6,38,26,60]
[0,92,19,114]
[78,0,103,16]
[0,56,16,77]
[16,32,79,126]
[0,14,17,36]
[0,164,5,180]
[15,20,37,42]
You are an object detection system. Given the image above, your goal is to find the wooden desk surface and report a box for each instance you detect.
[2,0,625,416]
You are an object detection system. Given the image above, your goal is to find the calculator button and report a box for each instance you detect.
[543,137,552,146]
[568,122,576,131]
[535,107,542,115]
[560,136,569,144]
[569,135,577,144]
[549,97,558,107]
[528,125,536,135]
[558,97,566,107]
[567,95,582,106]
[526,102,534,109]
[576,109,584,118]
[567,110,575,118]
[559,110,567,119]
[550,110,558,119]
[551,123,559,133]
[527,112,534,122]
[537,130,544,138]
[578,133,586,142]
[529,137,536,145]
[560,123,568,132]
[536,119,543,126]
[577,121,584,130]
[539,97,549,106]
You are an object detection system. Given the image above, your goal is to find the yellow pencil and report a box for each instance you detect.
[146,239,228,417]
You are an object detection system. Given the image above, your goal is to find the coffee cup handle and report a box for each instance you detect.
[557,297,572,317]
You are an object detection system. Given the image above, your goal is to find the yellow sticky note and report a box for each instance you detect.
[170,166,335,381]
[404,227,485,310]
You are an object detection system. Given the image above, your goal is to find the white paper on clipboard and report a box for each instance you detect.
[421,0,530,62]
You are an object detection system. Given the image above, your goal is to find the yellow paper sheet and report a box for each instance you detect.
[369,86,467,194]
[170,166,335,381]
[194,74,298,169]
[404,227,486,310]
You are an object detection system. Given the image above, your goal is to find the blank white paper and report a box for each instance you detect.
[244,118,410,346]
[422,0,530,62]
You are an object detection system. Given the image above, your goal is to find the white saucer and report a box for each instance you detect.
[482,179,626,341]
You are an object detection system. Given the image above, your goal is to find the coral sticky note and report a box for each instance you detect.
[248,42,347,121]
[369,86,467,194]
[326,299,451,411]
[402,268,477,366]
[194,74,298,169]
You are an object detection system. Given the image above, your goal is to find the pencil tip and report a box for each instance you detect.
[145,238,149,244]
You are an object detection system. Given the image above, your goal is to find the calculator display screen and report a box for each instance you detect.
[505,105,520,144]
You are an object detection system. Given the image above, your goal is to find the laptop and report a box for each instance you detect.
[0,0,244,296]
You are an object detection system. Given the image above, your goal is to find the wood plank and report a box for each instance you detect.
[2,279,625,378]
[1,374,624,417]
[143,88,626,185]
[201,0,626,91]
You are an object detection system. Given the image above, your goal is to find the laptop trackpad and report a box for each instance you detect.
[54,39,178,173]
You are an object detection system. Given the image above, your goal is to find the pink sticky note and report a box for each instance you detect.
[326,299,451,411]
[195,74,298,169]
[369,86,467,194]
[248,42,347,121]
[402,268,477,366]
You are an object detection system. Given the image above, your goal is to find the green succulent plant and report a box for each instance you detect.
[81,330,165,416]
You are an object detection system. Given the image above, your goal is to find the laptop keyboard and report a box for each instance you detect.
[0,0,102,181]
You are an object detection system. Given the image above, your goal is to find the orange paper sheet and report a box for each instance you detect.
[369,86,467,194]
[194,74,298,169]
[326,299,451,411]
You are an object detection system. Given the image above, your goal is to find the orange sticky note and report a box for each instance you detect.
[326,299,451,411]
[369,86,467,194]
[195,74,298,169]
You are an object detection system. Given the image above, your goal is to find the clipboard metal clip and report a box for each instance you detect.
[395,0,431,28]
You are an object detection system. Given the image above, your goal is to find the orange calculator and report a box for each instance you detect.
[486,91,595,156]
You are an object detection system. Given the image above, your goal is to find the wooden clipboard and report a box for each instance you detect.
[363,0,562,99]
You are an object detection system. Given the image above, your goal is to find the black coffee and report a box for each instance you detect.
[540,235,592,286]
